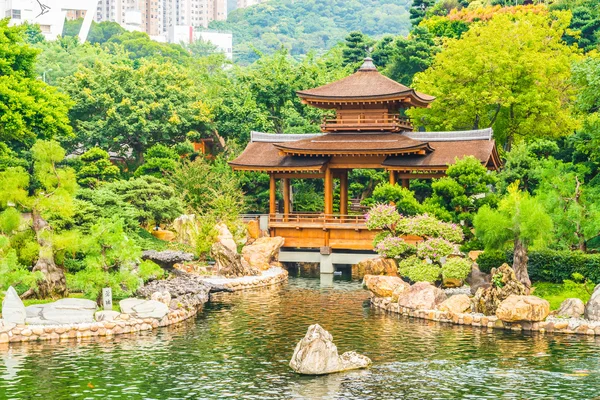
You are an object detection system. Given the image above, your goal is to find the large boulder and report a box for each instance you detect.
[585,284,600,321]
[119,298,169,319]
[289,324,371,375]
[362,275,408,298]
[211,224,260,278]
[2,287,26,325]
[173,214,199,247]
[472,264,528,315]
[496,295,550,322]
[555,298,585,319]
[397,282,448,310]
[95,310,121,322]
[25,298,97,325]
[242,236,285,271]
[352,257,398,280]
[215,223,238,253]
[247,220,261,240]
[141,250,194,270]
[438,294,472,314]
[466,264,491,295]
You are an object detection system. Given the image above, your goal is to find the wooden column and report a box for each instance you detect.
[283,178,290,219]
[401,178,410,189]
[340,170,348,216]
[269,173,276,216]
[389,170,396,186]
[324,167,333,215]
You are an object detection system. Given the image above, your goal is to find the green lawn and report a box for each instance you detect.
[532,281,594,310]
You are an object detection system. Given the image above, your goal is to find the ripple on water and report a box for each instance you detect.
[1,276,600,399]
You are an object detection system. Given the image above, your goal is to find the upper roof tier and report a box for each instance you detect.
[297,58,435,109]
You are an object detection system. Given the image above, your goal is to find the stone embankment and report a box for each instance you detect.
[367,264,600,337]
[0,268,288,345]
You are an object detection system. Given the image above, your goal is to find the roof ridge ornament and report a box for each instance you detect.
[359,57,377,71]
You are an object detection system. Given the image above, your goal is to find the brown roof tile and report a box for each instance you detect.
[382,140,499,169]
[274,133,432,155]
[229,142,329,171]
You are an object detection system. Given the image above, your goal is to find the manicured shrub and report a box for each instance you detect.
[476,249,600,283]
[416,238,455,263]
[374,236,414,259]
[398,256,442,283]
[442,257,473,281]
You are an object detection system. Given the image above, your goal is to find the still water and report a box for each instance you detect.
[1,276,600,399]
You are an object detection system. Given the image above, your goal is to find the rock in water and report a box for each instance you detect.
[555,298,585,319]
[2,286,26,324]
[585,284,600,321]
[289,324,371,375]
[473,264,528,315]
[496,295,549,322]
[241,236,285,271]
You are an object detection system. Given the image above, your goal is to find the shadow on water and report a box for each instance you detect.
[2,273,600,399]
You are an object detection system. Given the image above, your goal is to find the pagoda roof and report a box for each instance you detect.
[297,58,435,107]
[274,133,432,156]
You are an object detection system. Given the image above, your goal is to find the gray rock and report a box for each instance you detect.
[141,250,194,270]
[556,298,585,319]
[136,274,211,310]
[95,310,121,322]
[289,324,371,375]
[466,264,491,295]
[2,287,26,324]
[119,298,146,314]
[585,284,600,321]
[24,298,97,325]
[119,298,169,319]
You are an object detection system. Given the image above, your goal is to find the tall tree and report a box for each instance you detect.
[410,0,437,26]
[62,60,212,165]
[385,26,438,86]
[342,32,374,67]
[0,20,72,151]
[409,11,580,148]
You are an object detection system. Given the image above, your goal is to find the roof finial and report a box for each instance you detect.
[359,57,377,71]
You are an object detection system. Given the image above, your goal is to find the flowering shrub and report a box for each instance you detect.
[365,203,401,231]
[417,238,456,263]
[374,236,414,259]
[396,214,464,242]
[398,256,442,283]
[442,257,473,281]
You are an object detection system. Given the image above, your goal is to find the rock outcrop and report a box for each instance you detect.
[473,264,527,315]
[242,236,285,271]
[438,294,472,314]
[25,298,97,325]
[555,298,585,319]
[119,298,169,319]
[173,214,199,247]
[141,250,194,270]
[396,282,447,310]
[136,274,211,310]
[247,220,261,240]
[2,286,26,325]
[585,284,600,321]
[495,295,550,322]
[211,223,260,277]
[466,264,491,295]
[362,275,408,298]
[289,324,371,375]
[352,257,398,280]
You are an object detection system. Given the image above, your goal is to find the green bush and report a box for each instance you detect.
[476,249,600,283]
[398,255,442,283]
[442,257,472,281]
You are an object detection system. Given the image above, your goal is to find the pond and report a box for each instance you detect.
[1,275,600,399]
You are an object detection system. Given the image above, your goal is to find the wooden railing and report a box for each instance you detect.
[321,114,413,132]
[269,213,366,225]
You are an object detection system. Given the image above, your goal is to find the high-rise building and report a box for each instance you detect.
[96,0,228,38]
[236,0,262,9]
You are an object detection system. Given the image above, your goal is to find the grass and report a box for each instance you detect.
[532,281,595,310]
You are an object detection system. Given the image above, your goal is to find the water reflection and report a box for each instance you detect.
[1,276,600,399]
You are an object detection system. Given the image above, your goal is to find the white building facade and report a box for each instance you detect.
[168,25,232,59]
[236,0,262,9]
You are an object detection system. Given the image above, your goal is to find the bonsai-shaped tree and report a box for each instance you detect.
[473,182,552,289]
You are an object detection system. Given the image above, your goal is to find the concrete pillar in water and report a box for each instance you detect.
[320,272,334,288]
[320,253,334,274]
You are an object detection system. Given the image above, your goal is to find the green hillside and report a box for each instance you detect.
[210,0,412,64]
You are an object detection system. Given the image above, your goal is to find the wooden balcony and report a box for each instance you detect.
[321,114,413,133]
[269,213,423,251]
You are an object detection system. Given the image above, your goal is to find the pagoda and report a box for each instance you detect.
[229,58,500,251]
